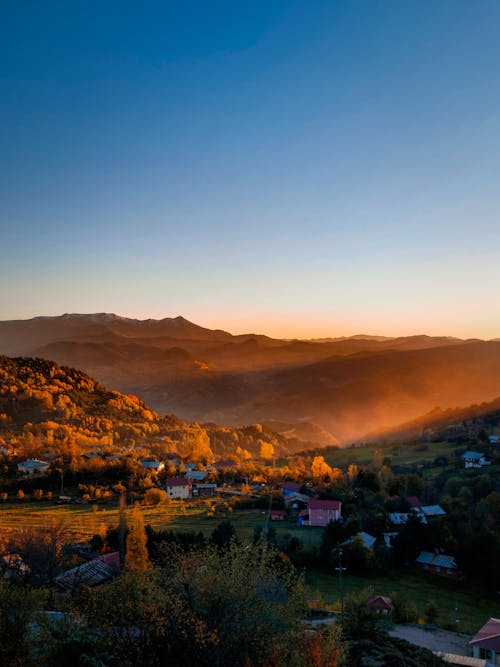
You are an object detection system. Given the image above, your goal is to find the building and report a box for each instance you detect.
[192,483,217,497]
[140,459,165,473]
[17,459,50,475]
[344,531,376,550]
[164,477,191,499]
[270,509,286,521]
[282,482,301,495]
[186,470,207,482]
[299,499,342,527]
[368,595,394,615]
[488,435,499,445]
[54,553,119,592]
[462,451,490,468]
[415,551,463,579]
[469,617,500,664]
[418,505,446,520]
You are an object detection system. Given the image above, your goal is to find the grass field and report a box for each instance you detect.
[322,441,458,469]
[0,499,324,547]
[2,497,498,634]
[306,569,500,635]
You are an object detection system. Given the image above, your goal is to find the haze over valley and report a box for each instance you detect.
[3,313,500,444]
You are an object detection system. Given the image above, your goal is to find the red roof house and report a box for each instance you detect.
[299,499,342,526]
[270,509,286,521]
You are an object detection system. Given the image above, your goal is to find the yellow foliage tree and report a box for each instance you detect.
[125,507,151,572]
[311,456,333,479]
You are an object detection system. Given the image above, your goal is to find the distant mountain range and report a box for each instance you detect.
[1,313,499,443]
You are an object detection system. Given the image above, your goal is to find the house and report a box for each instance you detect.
[406,496,421,508]
[185,470,206,482]
[164,477,191,499]
[54,553,119,592]
[344,531,376,550]
[163,452,181,468]
[463,451,490,468]
[17,459,50,475]
[299,499,342,527]
[184,463,198,472]
[418,505,446,520]
[368,595,394,615]
[389,511,426,525]
[140,459,165,473]
[192,483,217,497]
[282,482,301,495]
[383,532,398,548]
[469,617,500,664]
[415,551,463,579]
[270,509,286,521]
[488,435,499,445]
[283,492,311,509]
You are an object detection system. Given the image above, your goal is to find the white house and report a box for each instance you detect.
[462,451,490,468]
[164,477,191,499]
[17,459,50,475]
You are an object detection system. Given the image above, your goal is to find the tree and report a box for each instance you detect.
[211,520,235,549]
[311,456,333,479]
[125,507,151,572]
[143,488,167,506]
[425,600,439,625]
[259,441,274,461]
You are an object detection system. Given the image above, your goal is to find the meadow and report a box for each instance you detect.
[1,496,499,634]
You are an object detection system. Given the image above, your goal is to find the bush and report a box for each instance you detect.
[144,488,167,506]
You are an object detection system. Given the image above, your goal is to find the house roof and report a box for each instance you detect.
[185,471,206,480]
[419,505,446,517]
[470,617,500,652]
[416,551,458,569]
[308,499,341,511]
[406,495,421,507]
[270,509,286,517]
[345,532,376,550]
[54,558,116,591]
[140,459,163,469]
[18,459,49,468]
[165,477,190,487]
[462,451,485,460]
[282,482,301,492]
[368,595,394,611]
[298,509,309,518]
[437,653,487,666]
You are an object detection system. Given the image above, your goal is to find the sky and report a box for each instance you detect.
[1,0,500,339]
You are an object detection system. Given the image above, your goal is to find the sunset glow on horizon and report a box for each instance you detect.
[2,1,500,339]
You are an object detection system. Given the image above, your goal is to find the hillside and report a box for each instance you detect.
[0,356,312,458]
[366,395,500,443]
[1,314,499,442]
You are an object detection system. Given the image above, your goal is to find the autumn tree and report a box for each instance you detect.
[259,440,274,461]
[125,507,151,572]
[311,455,333,479]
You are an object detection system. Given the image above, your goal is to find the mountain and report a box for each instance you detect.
[0,313,498,443]
[365,395,500,443]
[0,356,314,458]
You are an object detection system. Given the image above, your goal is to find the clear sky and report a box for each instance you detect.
[1,1,500,339]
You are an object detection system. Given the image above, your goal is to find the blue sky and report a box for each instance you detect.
[1,1,500,337]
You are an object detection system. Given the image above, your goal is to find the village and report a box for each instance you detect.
[1,429,500,665]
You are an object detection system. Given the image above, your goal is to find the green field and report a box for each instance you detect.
[2,497,498,635]
[306,569,500,635]
[322,441,458,469]
[0,499,324,547]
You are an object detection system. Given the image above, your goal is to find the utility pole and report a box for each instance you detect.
[335,548,347,621]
